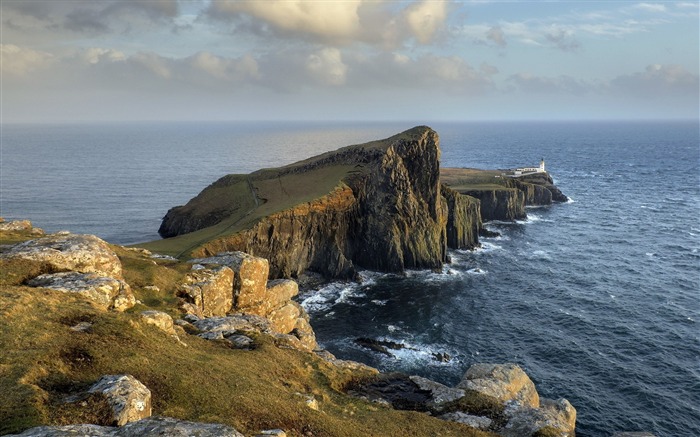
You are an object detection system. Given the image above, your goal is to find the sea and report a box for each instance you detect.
[2,120,698,436]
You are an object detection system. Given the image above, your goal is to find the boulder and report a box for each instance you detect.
[27,272,135,312]
[140,311,177,337]
[292,317,317,351]
[500,398,576,437]
[457,363,539,409]
[267,302,302,334]
[189,251,269,311]
[2,232,123,279]
[8,417,245,437]
[192,314,274,336]
[408,375,465,411]
[87,375,151,426]
[256,430,287,437]
[177,266,234,317]
[0,219,41,233]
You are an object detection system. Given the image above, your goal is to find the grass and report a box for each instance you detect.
[440,168,509,192]
[138,165,358,258]
[1,228,494,437]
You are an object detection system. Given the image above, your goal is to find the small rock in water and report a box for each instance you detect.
[432,352,451,362]
[354,337,407,357]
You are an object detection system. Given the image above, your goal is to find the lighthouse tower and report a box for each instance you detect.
[539,158,545,172]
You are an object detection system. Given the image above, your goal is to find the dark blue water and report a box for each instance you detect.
[2,121,699,436]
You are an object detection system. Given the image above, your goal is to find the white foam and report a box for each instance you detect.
[371,299,388,306]
[300,282,364,313]
[387,324,401,332]
[476,241,503,253]
[530,250,551,260]
[467,267,488,275]
[565,197,576,204]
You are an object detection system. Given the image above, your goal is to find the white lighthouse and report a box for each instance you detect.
[539,158,545,172]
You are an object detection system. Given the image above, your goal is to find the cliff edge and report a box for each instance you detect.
[148,126,479,279]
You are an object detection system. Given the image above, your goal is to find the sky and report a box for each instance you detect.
[1,0,698,122]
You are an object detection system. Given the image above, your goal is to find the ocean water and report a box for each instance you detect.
[2,121,699,436]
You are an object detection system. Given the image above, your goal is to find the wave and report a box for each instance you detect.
[299,282,365,313]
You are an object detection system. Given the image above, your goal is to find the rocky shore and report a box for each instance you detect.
[0,128,654,436]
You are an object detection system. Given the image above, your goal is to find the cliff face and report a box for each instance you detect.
[463,188,526,222]
[442,186,481,250]
[164,126,472,279]
[515,172,569,203]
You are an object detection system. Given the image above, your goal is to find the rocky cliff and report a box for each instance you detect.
[152,127,476,279]
[441,168,568,223]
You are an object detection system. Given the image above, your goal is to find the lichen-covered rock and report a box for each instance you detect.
[27,272,135,312]
[292,316,317,351]
[438,411,493,430]
[0,219,43,234]
[190,251,269,310]
[87,375,151,426]
[457,363,540,409]
[177,266,234,317]
[8,417,245,437]
[192,314,274,336]
[1,232,124,278]
[267,301,302,334]
[501,398,576,437]
[140,311,177,337]
[408,375,465,411]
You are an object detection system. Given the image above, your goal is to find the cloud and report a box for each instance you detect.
[404,0,448,44]
[2,0,180,36]
[306,48,348,86]
[632,3,667,13]
[203,0,448,47]
[0,44,53,75]
[544,26,580,52]
[610,64,699,96]
[486,26,507,47]
[507,73,591,95]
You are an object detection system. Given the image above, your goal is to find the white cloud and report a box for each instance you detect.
[0,44,53,75]
[306,48,348,86]
[486,26,507,46]
[82,48,126,64]
[507,73,591,95]
[208,0,363,42]
[404,0,448,44]
[632,3,667,13]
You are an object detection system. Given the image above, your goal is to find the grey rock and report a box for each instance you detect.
[27,272,135,312]
[408,375,465,411]
[255,430,287,437]
[177,266,234,317]
[192,314,273,335]
[501,398,576,437]
[2,232,124,279]
[140,311,178,338]
[457,363,539,409]
[87,375,151,426]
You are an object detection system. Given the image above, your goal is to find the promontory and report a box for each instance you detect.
[145,126,567,280]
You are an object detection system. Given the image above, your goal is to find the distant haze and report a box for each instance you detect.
[2,1,698,123]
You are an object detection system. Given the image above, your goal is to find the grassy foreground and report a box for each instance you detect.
[0,229,492,437]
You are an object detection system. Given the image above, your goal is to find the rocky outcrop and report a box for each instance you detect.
[0,219,43,234]
[140,311,180,340]
[2,232,124,279]
[27,272,135,312]
[159,127,464,279]
[185,251,316,350]
[177,266,234,318]
[349,363,575,436]
[8,417,244,437]
[442,185,481,250]
[516,172,569,203]
[457,363,540,409]
[461,188,526,222]
[2,232,136,311]
[87,375,152,426]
